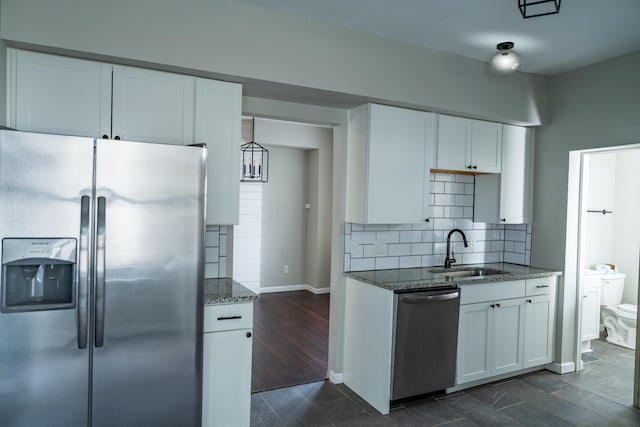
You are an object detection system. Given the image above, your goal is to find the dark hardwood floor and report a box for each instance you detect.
[252,291,330,393]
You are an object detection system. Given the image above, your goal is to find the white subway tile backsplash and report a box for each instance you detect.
[388,244,412,256]
[376,231,401,243]
[431,181,445,193]
[205,225,229,278]
[445,182,465,194]
[434,194,455,206]
[351,231,376,244]
[399,256,421,268]
[411,243,432,255]
[435,173,456,182]
[352,223,365,232]
[365,224,390,231]
[456,175,474,183]
[343,174,532,272]
[375,257,399,270]
[399,230,423,243]
[390,224,413,231]
[350,258,376,271]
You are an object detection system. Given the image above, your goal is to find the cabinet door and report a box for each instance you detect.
[581,288,601,341]
[112,66,194,144]
[470,120,502,173]
[457,302,493,384]
[492,298,525,376]
[436,115,470,171]
[202,328,252,427]
[366,105,432,224]
[499,125,533,223]
[524,294,555,368]
[195,78,242,225]
[10,49,111,138]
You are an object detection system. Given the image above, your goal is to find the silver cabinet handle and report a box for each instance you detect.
[400,292,459,303]
[95,196,106,348]
[77,196,91,349]
[536,285,550,288]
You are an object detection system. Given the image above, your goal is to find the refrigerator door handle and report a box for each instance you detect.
[95,196,106,348]
[77,195,91,349]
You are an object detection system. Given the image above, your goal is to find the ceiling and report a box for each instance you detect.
[236,0,640,76]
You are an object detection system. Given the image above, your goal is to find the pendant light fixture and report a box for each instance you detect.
[241,117,269,183]
[519,0,561,19]
[489,41,521,74]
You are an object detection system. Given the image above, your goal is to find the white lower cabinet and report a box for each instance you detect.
[457,276,556,386]
[203,303,253,427]
[524,294,555,368]
[457,298,524,384]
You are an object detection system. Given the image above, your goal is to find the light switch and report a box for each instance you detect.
[374,240,386,256]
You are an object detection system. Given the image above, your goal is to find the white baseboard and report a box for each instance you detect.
[546,361,576,374]
[328,371,343,384]
[257,284,330,295]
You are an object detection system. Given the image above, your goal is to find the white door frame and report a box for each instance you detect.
[565,143,640,407]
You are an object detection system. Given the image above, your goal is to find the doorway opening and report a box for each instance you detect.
[569,144,640,407]
[233,116,333,392]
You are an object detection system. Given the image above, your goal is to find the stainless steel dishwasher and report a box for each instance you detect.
[391,286,460,400]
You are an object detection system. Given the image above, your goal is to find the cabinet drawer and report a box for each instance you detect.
[204,303,253,332]
[526,277,556,296]
[460,280,525,305]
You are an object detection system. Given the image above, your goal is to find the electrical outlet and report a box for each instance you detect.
[374,240,386,256]
[284,265,289,274]
[468,239,476,249]
[351,241,361,255]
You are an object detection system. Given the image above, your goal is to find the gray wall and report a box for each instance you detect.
[1,0,548,125]
[252,117,333,291]
[532,51,640,366]
[260,145,309,288]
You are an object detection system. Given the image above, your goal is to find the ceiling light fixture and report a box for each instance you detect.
[489,41,521,74]
[241,117,269,183]
[518,0,561,19]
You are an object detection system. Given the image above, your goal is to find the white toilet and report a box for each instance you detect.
[600,272,637,350]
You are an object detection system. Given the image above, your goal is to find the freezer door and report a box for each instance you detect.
[91,139,205,427]
[0,130,94,427]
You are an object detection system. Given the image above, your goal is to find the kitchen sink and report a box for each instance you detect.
[429,267,508,279]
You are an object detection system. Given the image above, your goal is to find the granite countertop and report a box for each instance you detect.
[346,263,562,292]
[203,278,258,305]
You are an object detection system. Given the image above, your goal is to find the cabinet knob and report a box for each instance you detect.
[500,219,506,222]
[490,304,495,308]
[495,303,501,308]
[102,134,109,139]
[114,136,121,140]
[246,332,252,338]
[527,299,532,303]
[472,165,478,169]
[467,165,473,169]
[425,218,430,223]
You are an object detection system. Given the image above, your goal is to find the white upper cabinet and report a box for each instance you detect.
[474,125,534,224]
[8,49,112,138]
[347,104,435,224]
[8,49,244,225]
[436,115,502,173]
[195,78,242,225]
[111,66,195,145]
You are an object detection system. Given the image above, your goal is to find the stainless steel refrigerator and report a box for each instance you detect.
[0,130,206,427]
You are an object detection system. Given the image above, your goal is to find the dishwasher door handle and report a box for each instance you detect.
[400,292,459,304]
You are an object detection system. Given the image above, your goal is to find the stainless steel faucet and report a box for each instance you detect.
[444,229,469,268]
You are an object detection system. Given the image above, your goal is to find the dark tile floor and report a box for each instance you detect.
[251,338,639,426]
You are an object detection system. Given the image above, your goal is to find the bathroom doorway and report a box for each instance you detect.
[570,144,640,407]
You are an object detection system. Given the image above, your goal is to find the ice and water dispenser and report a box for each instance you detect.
[1,238,76,312]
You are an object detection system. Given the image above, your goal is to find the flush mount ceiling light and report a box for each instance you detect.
[489,41,521,74]
[518,0,561,19]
